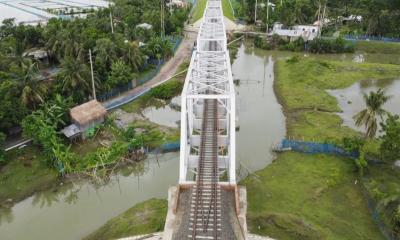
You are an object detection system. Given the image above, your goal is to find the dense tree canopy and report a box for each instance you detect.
[0,0,189,133]
[240,0,400,37]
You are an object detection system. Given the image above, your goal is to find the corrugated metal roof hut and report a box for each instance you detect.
[70,100,107,133]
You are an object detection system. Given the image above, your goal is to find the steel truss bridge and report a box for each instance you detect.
[179,0,236,239]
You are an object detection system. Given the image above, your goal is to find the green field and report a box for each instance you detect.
[242,152,384,240]
[84,199,168,240]
[191,0,235,23]
[275,57,400,142]
[240,55,400,239]
[355,41,400,55]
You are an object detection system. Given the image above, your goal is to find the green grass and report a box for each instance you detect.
[222,0,235,21]
[83,199,168,240]
[355,41,400,55]
[241,54,400,239]
[275,57,400,142]
[276,58,400,113]
[191,0,235,23]
[0,146,58,206]
[241,152,384,240]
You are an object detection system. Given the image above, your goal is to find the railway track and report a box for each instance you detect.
[188,99,221,240]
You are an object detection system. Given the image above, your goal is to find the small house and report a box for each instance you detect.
[270,22,320,41]
[23,48,49,64]
[62,100,107,140]
[136,23,153,30]
[167,0,189,8]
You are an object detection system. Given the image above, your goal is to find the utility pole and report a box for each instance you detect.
[109,12,114,34]
[266,0,270,33]
[89,49,96,100]
[254,0,257,24]
[161,0,165,39]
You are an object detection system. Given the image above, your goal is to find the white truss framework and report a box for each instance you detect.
[179,0,236,184]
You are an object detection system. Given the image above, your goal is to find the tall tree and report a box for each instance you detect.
[122,42,144,72]
[57,57,92,101]
[353,88,391,138]
[380,114,400,161]
[13,60,47,109]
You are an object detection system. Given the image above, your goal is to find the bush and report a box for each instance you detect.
[149,80,183,100]
[254,36,272,50]
[309,37,355,54]
[0,132,5,164]
[286,56,300,64]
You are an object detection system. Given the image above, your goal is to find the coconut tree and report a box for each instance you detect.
[14,60,47,109]
[94,38,118,69]
[122,41,144,72]
[353,88,391,138]
[57,57,92,101]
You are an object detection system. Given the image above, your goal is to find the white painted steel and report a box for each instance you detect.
[179,0,236,184]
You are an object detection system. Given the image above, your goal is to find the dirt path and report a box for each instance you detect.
[103,31,197,109]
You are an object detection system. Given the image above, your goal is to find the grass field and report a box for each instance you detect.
[241,152,384,240]
[355,41,400,55]
[84,199,168,240]
[0,146,58,207]
[240,55,400,239]
[191,0,235,23]
[275,57,400,142]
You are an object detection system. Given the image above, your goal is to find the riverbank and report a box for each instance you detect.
[83,198,167,240]
[242,55,400,239]
[0,73,185,208]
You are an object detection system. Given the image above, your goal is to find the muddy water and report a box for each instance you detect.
[328,78,400,133]
[0,153,179,240]
[142,96,181,128]
[233,43,286,173]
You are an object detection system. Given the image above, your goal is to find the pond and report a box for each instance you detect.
[328,78,400,134]
[142,96,181,128]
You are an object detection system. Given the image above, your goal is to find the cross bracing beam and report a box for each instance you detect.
[179,0,236,185]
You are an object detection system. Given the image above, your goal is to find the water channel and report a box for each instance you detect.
[2,40,399,239]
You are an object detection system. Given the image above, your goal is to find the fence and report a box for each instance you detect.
[360,183,397,240]
[276,139,359,158]
[344,34,400,43]
[97,36,183,103]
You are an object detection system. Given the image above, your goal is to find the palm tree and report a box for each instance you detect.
[94,38,117,69]
[58,57,92,100]
[353,88,391,138]
[14,60,47,109]
[122,41,144,72]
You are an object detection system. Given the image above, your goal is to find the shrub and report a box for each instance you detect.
[254,36,272,50]
[286,56,300,64]
[309,37,354,54]
[0,132,5,164]
[149,80,183,100]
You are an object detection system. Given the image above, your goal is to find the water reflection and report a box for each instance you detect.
[142,96,181,128]
[0,153,179,240]
[0,208,13,225]
[32,191,60,208]
[233,42,286,174]
[328,78,400,133]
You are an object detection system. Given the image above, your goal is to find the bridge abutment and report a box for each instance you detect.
[162,184,248,240]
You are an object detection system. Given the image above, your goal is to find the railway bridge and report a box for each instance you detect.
[163,1,247,239]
